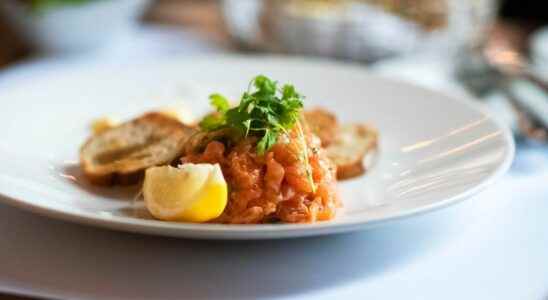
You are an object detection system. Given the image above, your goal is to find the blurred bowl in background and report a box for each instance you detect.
[1,0,150,55]
[262,0,422,61]
[222,0,498,62]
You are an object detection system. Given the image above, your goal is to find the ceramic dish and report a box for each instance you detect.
[0,55,514,239]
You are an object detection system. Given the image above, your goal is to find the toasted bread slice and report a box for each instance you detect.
[305,108,378,180]
[304,108,340,147]
[80,112,196,185]
[325,124,378,180]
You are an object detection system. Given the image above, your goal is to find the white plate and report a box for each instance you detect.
[0,55,514,239]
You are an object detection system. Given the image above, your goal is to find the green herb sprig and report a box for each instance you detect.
[200,75,316,192]
[200,75,304,155]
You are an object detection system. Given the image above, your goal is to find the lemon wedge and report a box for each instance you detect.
[143,164,228,223]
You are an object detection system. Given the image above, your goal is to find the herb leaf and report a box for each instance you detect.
[209,94,230,113]
[199,113,225,131]
[200,75,305,155]
[257,129,278,155]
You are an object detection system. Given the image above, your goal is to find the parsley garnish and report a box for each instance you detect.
[199,75,316,192]
[199,75,304,154]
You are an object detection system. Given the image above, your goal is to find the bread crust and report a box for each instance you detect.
[305,108,378,180]
[327,124,378,180]
[304,108,339,147]
[80,112,195,186]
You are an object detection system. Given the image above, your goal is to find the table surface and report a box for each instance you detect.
[1,28,547,300]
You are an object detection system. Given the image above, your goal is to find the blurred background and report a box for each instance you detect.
[0,2,547,299]
[0,0,547,143]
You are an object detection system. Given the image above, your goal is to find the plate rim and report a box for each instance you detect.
[0,54,516,239]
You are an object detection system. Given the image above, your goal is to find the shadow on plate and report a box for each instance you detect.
[61,163,141,201]
[0,201,460,300]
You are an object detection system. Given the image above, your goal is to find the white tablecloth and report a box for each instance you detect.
[1,27,547,300]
